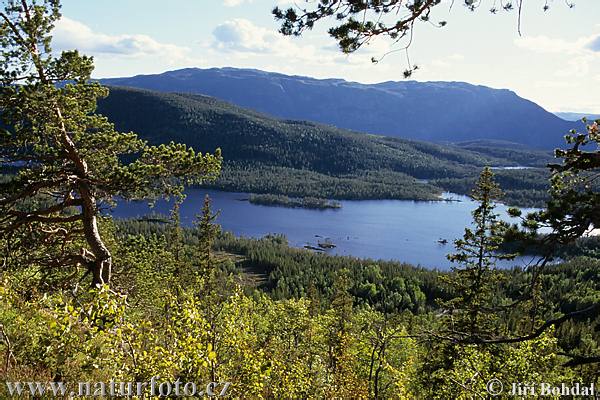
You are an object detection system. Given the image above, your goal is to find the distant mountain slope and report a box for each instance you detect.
[554,112,600,122]
[100,67,575,150]
[96,86,553,206]
[97,86,549,177]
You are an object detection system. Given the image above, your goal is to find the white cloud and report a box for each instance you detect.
[53,17,189,59]
[555,54,595,77]
[211,18,325,61]
[431,53,465,68]
[274,0,298,6]
[213,19,400,64]
[534,80,573,89]
[223,0,250,7]
[514,35,584,54]
[223,0,289,6]
[514,33,600,55]
[514,33,600,79]
[212,19,280,53]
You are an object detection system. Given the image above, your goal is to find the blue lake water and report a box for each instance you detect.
[109,189,539,270]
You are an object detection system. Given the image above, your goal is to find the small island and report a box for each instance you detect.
[248,194,342,210]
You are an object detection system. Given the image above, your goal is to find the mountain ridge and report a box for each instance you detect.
[95,85,553,207]
[99,67,576,149]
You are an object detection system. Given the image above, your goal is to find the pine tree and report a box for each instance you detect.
[0,0,221,286]
[194,195,226,382]
[169,201,183,264]
[443,167,514,341]
[196,195,221,280]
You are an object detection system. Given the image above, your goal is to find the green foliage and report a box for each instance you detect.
[0,1,221,286]
[419,332,574,399]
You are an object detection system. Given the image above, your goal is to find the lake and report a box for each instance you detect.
[110,189,540,270]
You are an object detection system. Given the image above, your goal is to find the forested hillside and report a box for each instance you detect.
[100,68,577,149]
[98,86,555,206]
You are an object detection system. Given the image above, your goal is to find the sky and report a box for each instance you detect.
[55,0,600,113]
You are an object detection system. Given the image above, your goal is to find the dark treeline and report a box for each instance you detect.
[215,233,445,313]
[454,141,556,167]
[432,168,552,207]
[210,164,442,201]
[248,193,342,209]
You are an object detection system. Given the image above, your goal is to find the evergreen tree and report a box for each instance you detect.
[193,195,230,383]
[196,195,221,280]
[442,167,514,341]
[0,0,221,286]
[168,200,183,265]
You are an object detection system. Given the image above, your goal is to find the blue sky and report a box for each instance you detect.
[56,0,600,113]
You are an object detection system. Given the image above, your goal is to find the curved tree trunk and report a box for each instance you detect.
[55,104,112,287]
[80,184,112,286]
